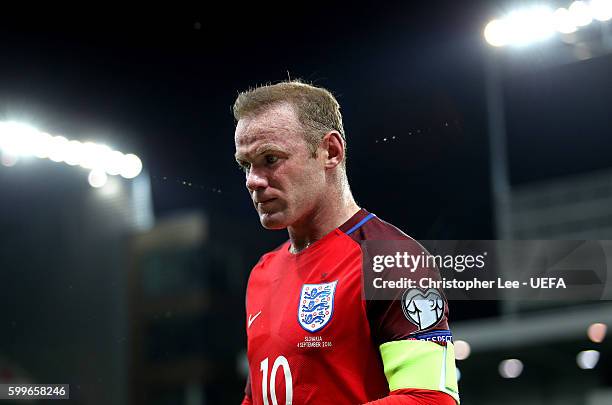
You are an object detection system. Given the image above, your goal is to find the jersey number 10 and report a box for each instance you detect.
[260,356,293,405]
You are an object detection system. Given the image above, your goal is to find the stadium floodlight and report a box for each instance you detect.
[569,1,594,26]
[64,140,83,166]
[484,1,612,46]
[587,323,607,343]
[78,142,112,170]
[509,6,555,46]
[33,132,54,159]
[0,120,143,185]
[0,122,40,157]
[88,169,108,188]
[485,6,555,47]
[499,359,523,378]
[48,136,70,163]
[576,350,600,369]
[105,150,125,176]
[484,19,510,47]
[591,0,612,21]
[120,153,143,179]
[553,7,579,33]
[454,340,471,360]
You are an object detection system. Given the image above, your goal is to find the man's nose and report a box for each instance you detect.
[245,167,268,191]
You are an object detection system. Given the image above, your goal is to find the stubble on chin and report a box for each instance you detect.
[258,211,288,230]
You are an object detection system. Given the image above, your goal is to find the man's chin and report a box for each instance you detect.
[259,212,288,230]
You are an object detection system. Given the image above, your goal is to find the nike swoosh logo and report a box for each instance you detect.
[248,311,262,328]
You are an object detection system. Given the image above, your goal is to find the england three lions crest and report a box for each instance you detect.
[298,281,338,333]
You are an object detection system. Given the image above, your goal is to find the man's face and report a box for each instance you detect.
[234,102,326,229]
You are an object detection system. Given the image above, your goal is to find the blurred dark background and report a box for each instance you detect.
[1,1,611,404]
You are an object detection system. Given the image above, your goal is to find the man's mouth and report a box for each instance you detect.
[256,198,276,205]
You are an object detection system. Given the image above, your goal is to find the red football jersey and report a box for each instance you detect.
[244,209,453,404]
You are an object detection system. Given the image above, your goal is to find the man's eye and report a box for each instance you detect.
[265,155,279,165]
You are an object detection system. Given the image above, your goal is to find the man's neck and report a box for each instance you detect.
[287,194,360,254]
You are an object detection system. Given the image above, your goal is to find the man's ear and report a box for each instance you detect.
[321,131,344,169]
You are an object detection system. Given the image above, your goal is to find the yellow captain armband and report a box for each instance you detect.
[379,339,460,404]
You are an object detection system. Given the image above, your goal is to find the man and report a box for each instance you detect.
[233,81,459,405]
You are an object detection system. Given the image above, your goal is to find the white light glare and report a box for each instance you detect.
[508,6,555,46]
[48,136,69,163]
[64,140,83,166]
[98,175,122,196]
[577,350,600,369]
[591,0,612,21]
[569,1,594,26]
[454,340,471,360]
[120,154,143,179]
[499,359,523,378]
[32,132,54,159]
[553,8,578,33]
[0,122,41,157]
[79,142,111,170]
[485,6,555,47]
[88,169,108,188]
[1,152,18,167]
[105,150,125,176]
[0,120,143,181]
[484,19,510,47]
[485,1,612,46]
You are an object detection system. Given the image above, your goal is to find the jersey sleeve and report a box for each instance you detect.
[362,235,460,403]
[364,238,450,344]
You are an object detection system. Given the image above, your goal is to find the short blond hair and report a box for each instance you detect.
[233,80,346,159]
